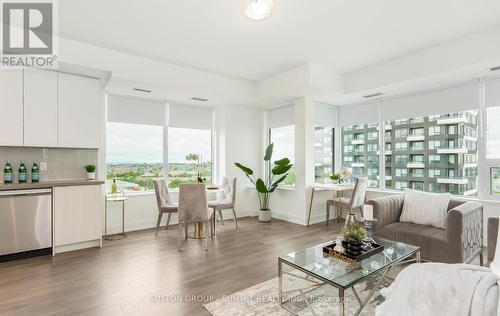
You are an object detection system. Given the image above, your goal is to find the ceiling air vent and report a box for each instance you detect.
[363,92,383,98]
[133,88,151,93]
[191,97,208,102]
[490,66,500,72]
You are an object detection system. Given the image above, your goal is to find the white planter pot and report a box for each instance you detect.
[258,209,271,222]
[87,172,96,180]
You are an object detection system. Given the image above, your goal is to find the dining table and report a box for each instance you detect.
[306,183,355,226]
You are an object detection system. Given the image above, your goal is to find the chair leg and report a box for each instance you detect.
[480,250,484,266]
[178,222,182,251]
[218,210,224,225]
[211,213,216,239]
[155,212,163,236]
[165,213,171,230]
[185,221,188,240]
[205,221,209,251]
[326,204,330,226]
[232,208,238,229]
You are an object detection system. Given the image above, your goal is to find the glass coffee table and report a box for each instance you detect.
[278,238,420,316]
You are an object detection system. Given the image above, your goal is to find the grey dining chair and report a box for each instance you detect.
[326,177,368,227]
[153,179,178,236]
[208,177,237,228]
[178,183,214,251]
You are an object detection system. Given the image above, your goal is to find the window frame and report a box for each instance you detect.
[106,99,216,195]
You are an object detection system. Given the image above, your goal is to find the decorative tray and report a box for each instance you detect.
[322,241,384,263]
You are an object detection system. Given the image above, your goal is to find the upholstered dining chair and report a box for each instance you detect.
[178,183,214,251]
[208,177,237,228]
[153,179,178,236]
[326,177,368,227]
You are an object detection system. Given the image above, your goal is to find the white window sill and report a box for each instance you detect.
[276,186,296,191]
[366,188,500,204]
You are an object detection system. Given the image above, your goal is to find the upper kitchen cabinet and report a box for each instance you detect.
[0,70,24,146]
[58,73,102,148]
[24,69,58,147]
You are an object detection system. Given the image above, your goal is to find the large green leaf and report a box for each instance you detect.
[274,158,290,166]
[269,184,279,193]
[272,164,292,175]
[234,162,254,175]
[264,143,274,161]
[256,178,268,193]
[272,175,287,187]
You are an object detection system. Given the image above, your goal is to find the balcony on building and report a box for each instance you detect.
[437,177,469,185]
[407,162,425,168]
[437,113,468,125]
[437,147,468,154]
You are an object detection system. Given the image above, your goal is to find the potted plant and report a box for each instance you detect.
[84,165,96,180]
[235,143,293,222]
[343,223,367,256]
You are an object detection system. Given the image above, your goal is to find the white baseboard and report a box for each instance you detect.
[54,239,101,254]
[105,209,259,234]
[270,210,307,225]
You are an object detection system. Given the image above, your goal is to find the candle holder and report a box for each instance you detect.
[362,218,377,242]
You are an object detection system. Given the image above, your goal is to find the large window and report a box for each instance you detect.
[167,127,212,189]
[385,110,478,196]
[270,125,295,186]
[314,126,334,184]
[106,95,214,194]
[106,122,164,193]
[487,106,500,159]
[341,122,379,188]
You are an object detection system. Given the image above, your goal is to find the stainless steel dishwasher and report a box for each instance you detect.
[0,189,52,262]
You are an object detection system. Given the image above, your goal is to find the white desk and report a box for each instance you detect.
[306,183,354,226]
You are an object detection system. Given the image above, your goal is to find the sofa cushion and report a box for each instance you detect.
[400,188,451,229]
[374,222,461,263]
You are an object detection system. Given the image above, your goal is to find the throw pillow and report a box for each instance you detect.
[399,188,451,229]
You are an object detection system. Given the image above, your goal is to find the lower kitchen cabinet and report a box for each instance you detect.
[54,185,103,253]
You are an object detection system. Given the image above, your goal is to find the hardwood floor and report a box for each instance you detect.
[0,217,341,316]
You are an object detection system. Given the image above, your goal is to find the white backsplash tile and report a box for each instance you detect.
[0,147,98,182]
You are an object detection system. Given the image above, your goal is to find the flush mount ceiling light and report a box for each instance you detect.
[242,0,274,21]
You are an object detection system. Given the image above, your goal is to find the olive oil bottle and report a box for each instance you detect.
[31,161,40,183]
[18,161,27,183]
[4,161,13,184]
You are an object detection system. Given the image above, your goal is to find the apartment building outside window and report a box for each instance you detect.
[314,126,335,184]
[341,122,379,188]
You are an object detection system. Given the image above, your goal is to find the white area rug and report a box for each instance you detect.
[204,267,404,316]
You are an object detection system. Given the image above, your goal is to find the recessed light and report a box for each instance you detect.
[191,97,208,102]
[133,88,151,93]
[242,0,274,21]
[363,92,383,98]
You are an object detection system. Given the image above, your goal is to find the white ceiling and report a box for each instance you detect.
[59,0,500,83]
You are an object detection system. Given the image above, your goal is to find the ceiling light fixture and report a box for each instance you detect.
[242,0,274,21]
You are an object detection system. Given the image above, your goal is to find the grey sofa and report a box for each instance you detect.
[488,217,499,264]
[367,195,483,264]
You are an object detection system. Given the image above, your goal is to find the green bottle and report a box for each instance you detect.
[4,161,13,184]
[111,179,118,194]
[18,161,27,183]
[31,161,40,183]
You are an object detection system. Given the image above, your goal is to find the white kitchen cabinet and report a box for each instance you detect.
[23,69,58,147]
[58,73,101,148]
[54,185,103,249]
[0,70,24,146]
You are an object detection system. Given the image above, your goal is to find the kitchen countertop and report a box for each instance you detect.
[0,180,105,191]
